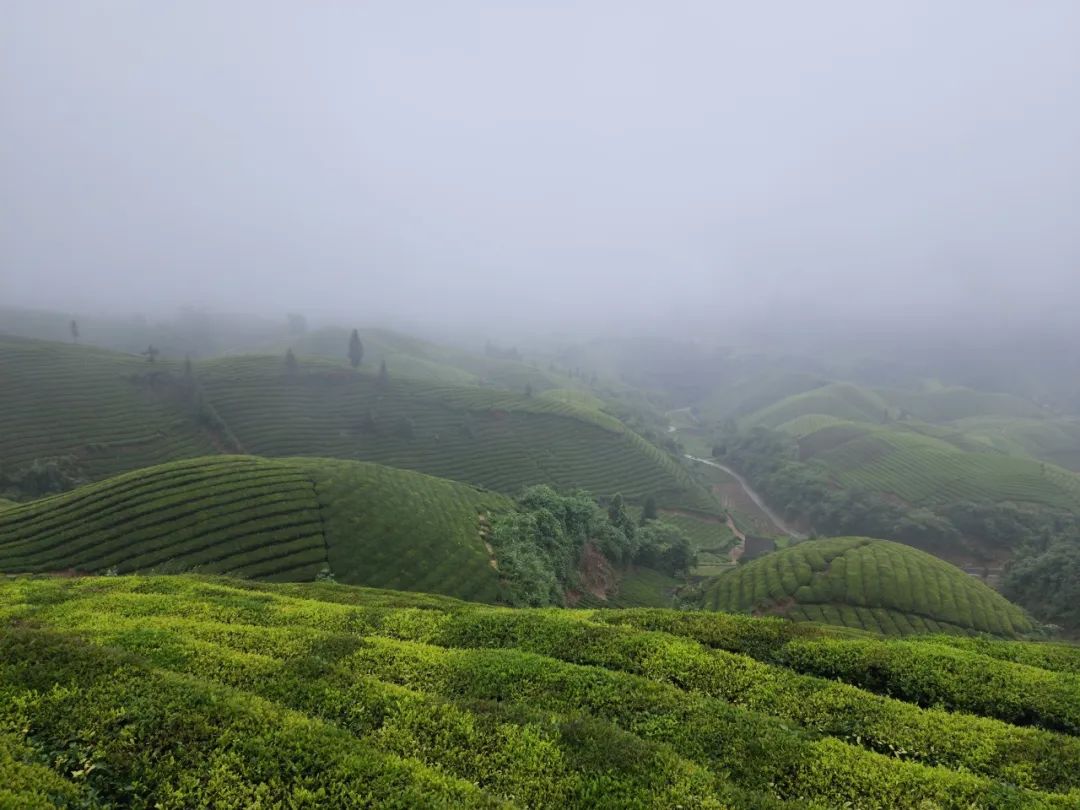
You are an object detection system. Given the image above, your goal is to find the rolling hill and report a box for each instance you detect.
[0,335,219,482]
[700,537,1034,637]
[0,337,716,514]
[956,415,1080,472]
[743,382,892,429]
[2,574,1079,807]
[195,354,717,512]
[795,421,1080,513]
[0,456,508,601]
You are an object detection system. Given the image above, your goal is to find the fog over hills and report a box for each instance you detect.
[3,1,1079,340]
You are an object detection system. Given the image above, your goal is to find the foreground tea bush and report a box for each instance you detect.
[0,574,1078,808]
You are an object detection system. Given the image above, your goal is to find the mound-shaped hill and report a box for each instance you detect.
[0,456,508,601]
[701,537,1034,637]
[741,378,1049,432]
[881,384,1049,423]
[196,354,716,512]
[0,335,219,482]
[957,415,1080,472]
[743,382,891,429]
[2,575,1079,807]
[797,422,1080,513]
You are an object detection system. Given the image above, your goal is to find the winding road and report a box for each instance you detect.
[685,454,808,540]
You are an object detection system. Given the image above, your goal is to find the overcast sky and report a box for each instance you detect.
[2,1,1078,338]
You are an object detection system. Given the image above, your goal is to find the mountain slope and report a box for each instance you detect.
[1,575,1078,807]
[0,335,218,482]
[701,537,1034,637]
[1,337,715,514]
[0,456,508,601]
[197,354,716,512]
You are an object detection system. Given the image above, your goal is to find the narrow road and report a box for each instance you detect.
[685,454,808,540]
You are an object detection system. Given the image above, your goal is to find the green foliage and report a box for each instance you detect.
[2,574,1079,807]
[715,425,1080,626]
[489,486,638,606]
[700,537,1034,637]
[1004,539,1080,632]
[635,521,697,577]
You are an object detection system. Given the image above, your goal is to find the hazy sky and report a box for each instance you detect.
[3,1,1078,337]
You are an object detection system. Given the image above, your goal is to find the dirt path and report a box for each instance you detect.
[685,455,808,541]
[726,514,747,564]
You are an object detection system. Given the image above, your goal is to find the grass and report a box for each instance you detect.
[700,537,1034,637]
[196,354,717,512]
[0,456,508,601]
[0,335,218,480]
[3,574,1080,807]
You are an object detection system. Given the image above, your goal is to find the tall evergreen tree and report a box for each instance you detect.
[285,348,298,375]
[640,495,658,524]
[377,358,389,385]
[348,329,364,368]
[69,320,79,344]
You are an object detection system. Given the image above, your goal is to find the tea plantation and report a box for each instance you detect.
[0,456,508,601]
[0,336,218,480]
[807,427,1080,511]
[1,575,1079,808]
[195,354,716,512]
[700,536,1035,637]
[0,337,717,515]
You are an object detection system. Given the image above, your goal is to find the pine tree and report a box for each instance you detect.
[640,495,658,524]
[285,348,298,375]
[378,359,389,385]
[69,320,79,344]
[348,329,364,368]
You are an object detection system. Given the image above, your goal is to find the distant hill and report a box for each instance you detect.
[955,415,1080,472]
[196,354,717,512]
[743,382,892,428]
[0,335,219,483]
[0,456,508,601]
[0,337,715,513]
[701,537,1034,637]
[791,421,1080,514]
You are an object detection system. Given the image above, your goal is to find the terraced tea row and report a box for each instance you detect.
[700,537,1034,637]
[0,336,217,479]
[1,575,1077,808]
[0,456,507,601]
[196,355,716,512]
[1,338,716,515]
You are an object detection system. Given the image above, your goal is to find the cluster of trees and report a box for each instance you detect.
[1002,515,1080,633]
[489,487,694,606]
[714,429,959,549]
[0,456,86,499]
